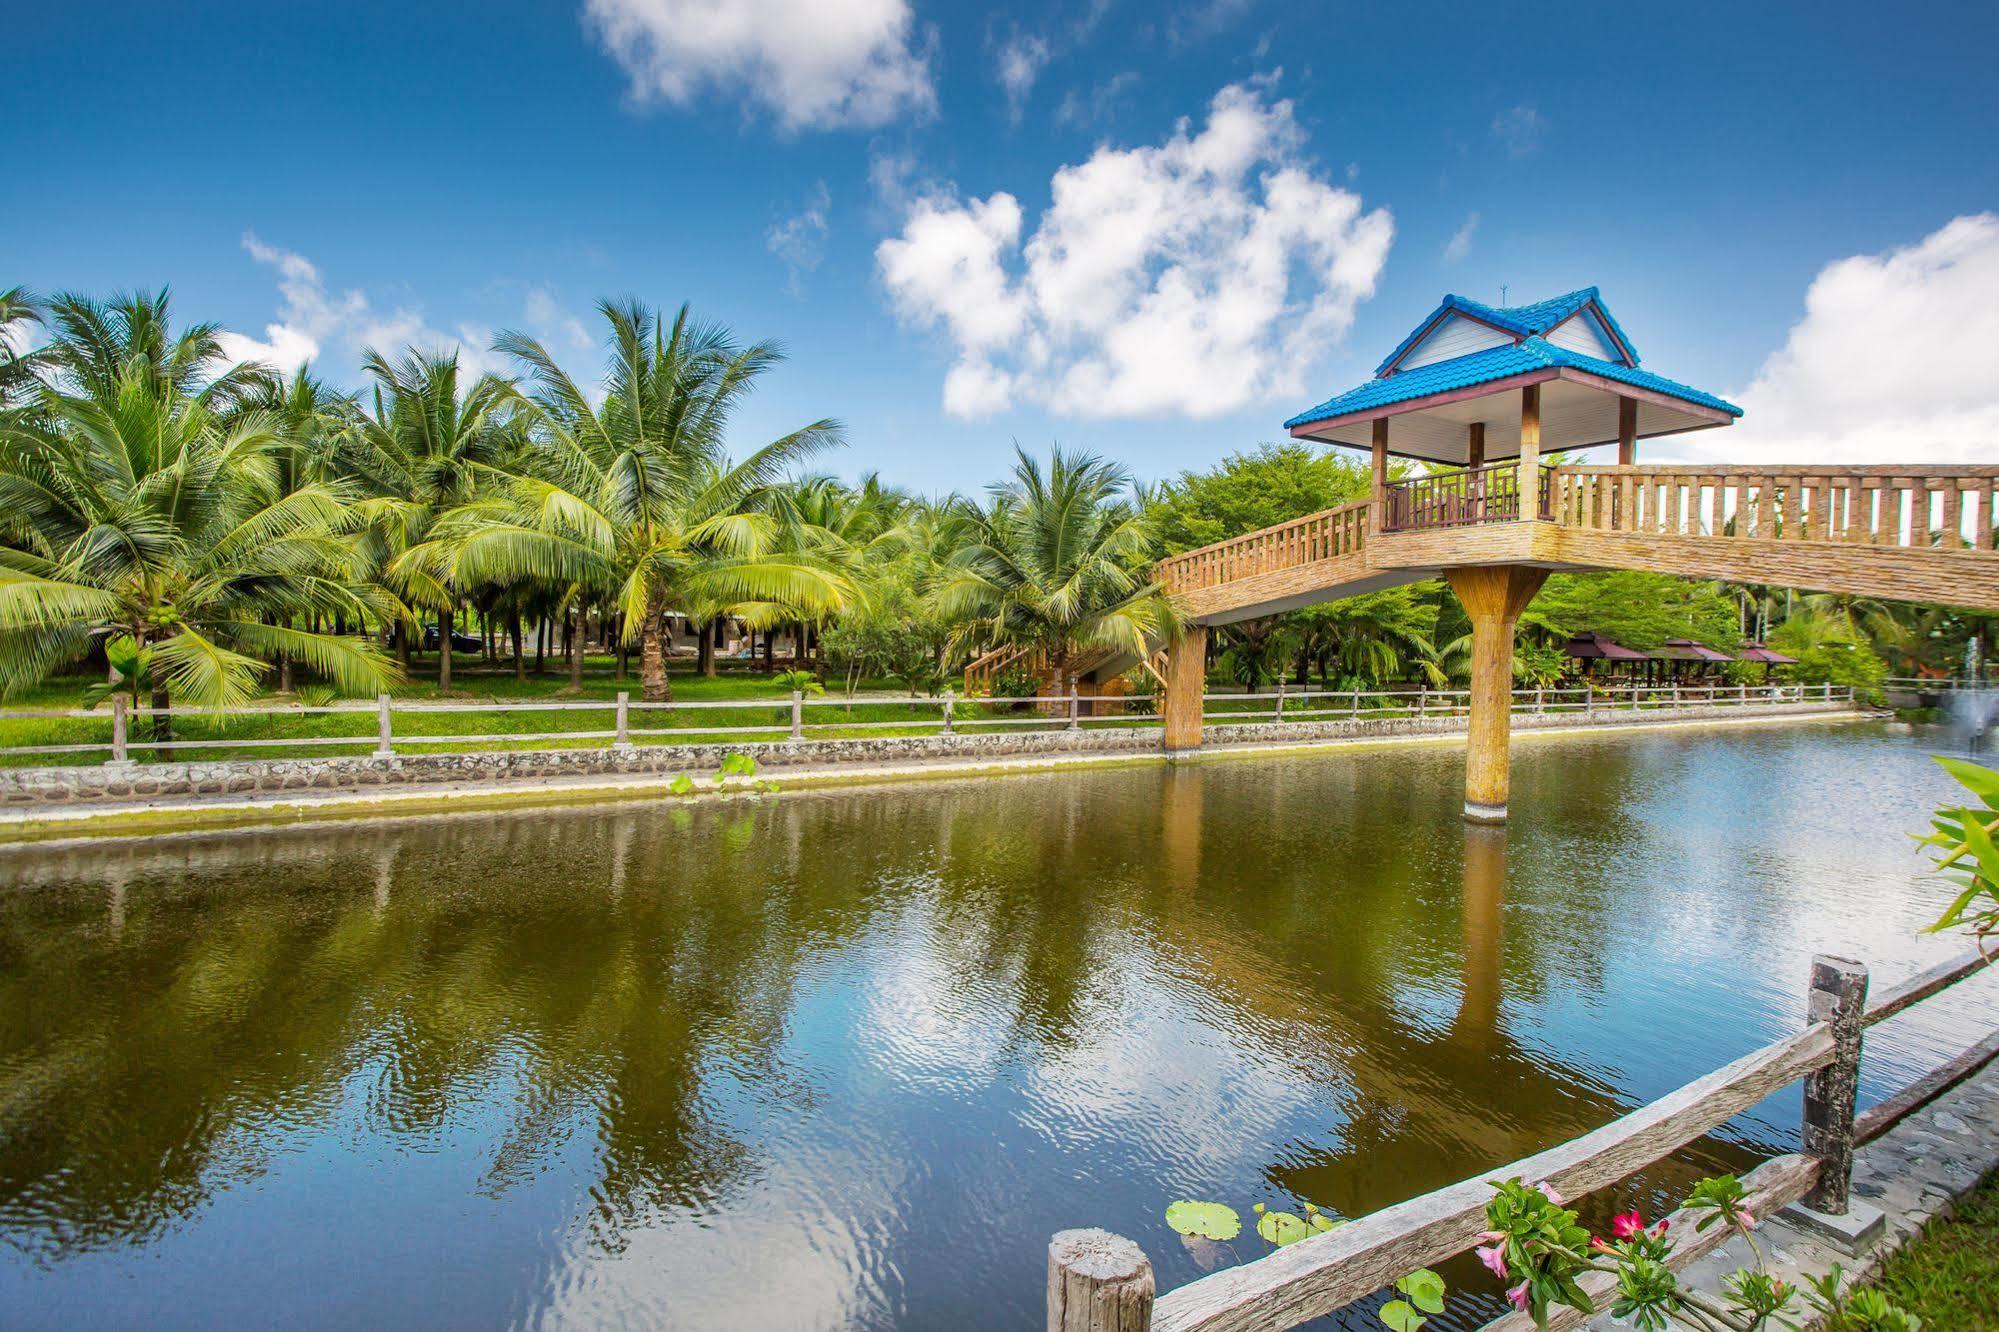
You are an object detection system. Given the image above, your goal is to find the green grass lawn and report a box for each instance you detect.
[0,653,1168,765]
[1858,1166,1999,1328]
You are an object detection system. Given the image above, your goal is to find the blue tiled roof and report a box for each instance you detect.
[1284,337,1741,431]
[1372,286,1641,374]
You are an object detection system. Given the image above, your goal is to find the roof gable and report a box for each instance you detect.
[1376,286,1640,376]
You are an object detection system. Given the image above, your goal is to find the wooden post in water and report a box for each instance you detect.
[1445,566,1548,823]
[1803,955,1869,1215]
[1162,625,1208,753]
[1048,1229,1153,1332]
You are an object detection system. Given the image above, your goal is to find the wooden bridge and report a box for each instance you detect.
[1152,452,1999,822]
[1138,280,1999,828]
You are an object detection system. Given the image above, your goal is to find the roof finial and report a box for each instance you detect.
[1499,283,1508,305]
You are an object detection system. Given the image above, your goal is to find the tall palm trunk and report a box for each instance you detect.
[439,607,454,690]
[509,609,525,681]
[567,608,583,691]
[639,600,672,702]
[696,620,715,678]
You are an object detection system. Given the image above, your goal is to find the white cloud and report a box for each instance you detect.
[1490,104,1546,158]
[994,30,1049,124]
[765,181,832,294]
[1443,211,1479,264]
[876,82,1394,419]
[583,0,935,132]
[1680,213,1999,464]
[217,234,580,381]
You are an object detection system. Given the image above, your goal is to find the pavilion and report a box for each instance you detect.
[1275,287,1743,821]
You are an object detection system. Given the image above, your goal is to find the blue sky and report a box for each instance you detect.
[10,0,1999,490]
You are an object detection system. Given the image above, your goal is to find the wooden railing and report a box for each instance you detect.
[1046,949,1998,1332]
[1550,464,1999,548]
[1156,501,1368,594]
[964,643,1040,694]
[1385,461,1553,532]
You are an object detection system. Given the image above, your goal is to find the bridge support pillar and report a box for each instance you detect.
[1445,566,1548,823]
[1162,624,1208,753]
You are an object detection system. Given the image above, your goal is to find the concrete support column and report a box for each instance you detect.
[1162,624,1208,753]
[1617,395,1638,466]
[1445,566,1548,823]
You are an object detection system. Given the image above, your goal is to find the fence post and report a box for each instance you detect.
[375,694,394,757]
[1535,686,1544,715]
[1802,955,1869,1216]
[791,690,805,741]
[108,693,129,765]
[1740,682,1749,706]
[1274,680,1286,722]
[614,691,631,749]
[1047,1230,1153,1332]
[1824,681,1833,703]
[1671,683,1680,710]
[942,688,955,735]
[1417,687,1427,720]
[1350,689,1359,720]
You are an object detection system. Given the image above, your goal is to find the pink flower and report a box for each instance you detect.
[1737,1209,1756,1230]
[1478,1230,1507,1244]
[1611,1210,1645,1240]
[1507,1282,1530,1312]
[1589,1236,1610,1253]
[1652,1219,1670,1238]
[1533,1182,1565,1205]
[1476,1244,1509,1279]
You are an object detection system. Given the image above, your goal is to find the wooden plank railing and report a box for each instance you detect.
[1156,501,1368,594]
[1550,464,1999,548]
[964,643,1040,694]
[1046,948,1999,1332]
[1384,462,1554,532]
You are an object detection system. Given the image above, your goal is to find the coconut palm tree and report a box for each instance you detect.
[0,359,395,753]
[344,348,514,689]
[417,300,851,702]
[933,446,1179,688]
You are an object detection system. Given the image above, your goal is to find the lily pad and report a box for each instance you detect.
[1395,1269,1446,1315]
[1256,1210,1314,1246]
[1164,1200,1241,1241]
[1378,1298,1427,1332]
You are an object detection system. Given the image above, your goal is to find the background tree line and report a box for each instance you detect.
[0,285,1976,742]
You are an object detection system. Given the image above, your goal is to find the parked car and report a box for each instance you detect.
[423,625,485,653]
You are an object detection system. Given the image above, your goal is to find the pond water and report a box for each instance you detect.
[3,719,1997,1330]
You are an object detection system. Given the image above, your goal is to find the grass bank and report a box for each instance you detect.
[1858,1166,1999,1328]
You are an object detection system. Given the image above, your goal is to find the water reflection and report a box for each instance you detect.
[0,722,1995,1330]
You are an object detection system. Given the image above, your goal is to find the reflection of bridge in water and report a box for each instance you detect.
[1145,288,1999,822]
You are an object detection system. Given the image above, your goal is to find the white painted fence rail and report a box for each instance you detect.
[0,682,1854,766]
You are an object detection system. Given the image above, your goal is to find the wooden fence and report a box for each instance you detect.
[1047,950,1998,1332]
[1549,464,1999,548]
[1156,501,1369,594]
[1384,461,1554,532]
[0,683,1853,766]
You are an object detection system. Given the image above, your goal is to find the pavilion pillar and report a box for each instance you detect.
[1445,566,1548,823]
[1617,395,1638,466]
[1162,623,1208,753]
[1467,422,1485,470]
[1369,417,1389,534]
[1516,385,1541,519]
